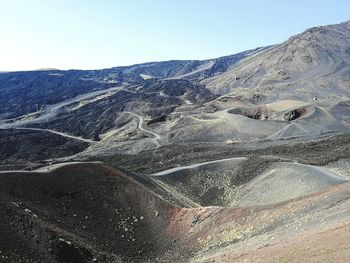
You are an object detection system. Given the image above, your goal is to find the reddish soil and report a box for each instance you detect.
[1,162,350,262]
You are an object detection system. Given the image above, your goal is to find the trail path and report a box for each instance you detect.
[14,127,95,143]
[0,161,102,173]
[151,157,247,176]
[124,111,161,147]
[0,86,124,129]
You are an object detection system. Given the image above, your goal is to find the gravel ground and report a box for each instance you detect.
[101,132,350,174]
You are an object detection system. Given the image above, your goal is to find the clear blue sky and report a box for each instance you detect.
[0,0,349,71]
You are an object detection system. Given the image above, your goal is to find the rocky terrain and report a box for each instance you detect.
[203,21,350,99]
[0,128,89,165]
[0,20,350,262]
[0,47,264,119]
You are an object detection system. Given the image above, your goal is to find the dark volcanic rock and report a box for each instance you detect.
[147,114,167,125]
[132,78,218,103]
[29,79,217,139]
[0,70,114,118]
[0,129,89,164]
[0,46,266,119]
[0,163,185,262]
[284,109,301,121]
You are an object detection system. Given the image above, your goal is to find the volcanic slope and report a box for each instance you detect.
[2,140,350,262]
[0,128,89,165]
[0,47,264,119]
[67,20,350,148]
[160,21,350,143]
[203,20,350,102]
[0,163,188,263]
[110,135,350,263]
[2,22,350,153]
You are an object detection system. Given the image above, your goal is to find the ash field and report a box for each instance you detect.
[1,20,350,263]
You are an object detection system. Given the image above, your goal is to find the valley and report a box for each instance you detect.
[0,19,350,262]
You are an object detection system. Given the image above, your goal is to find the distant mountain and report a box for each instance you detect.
[0,47,266,118]
[105,46,267,81]
[0,70,114,118]
[1,19,350,263]
[1,20,350,149]
[202,20,350,104]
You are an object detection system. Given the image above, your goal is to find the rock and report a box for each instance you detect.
[284,109,301,121]
[191,215,199,226]
[146,114,167,125]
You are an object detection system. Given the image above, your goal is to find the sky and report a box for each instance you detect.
[0,0,349,71]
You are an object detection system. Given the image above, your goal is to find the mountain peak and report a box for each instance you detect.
[202,19,350,99]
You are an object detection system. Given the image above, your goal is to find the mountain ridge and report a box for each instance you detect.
[1,18,350,263]
[202,20,350,101]
[0,46,268,118]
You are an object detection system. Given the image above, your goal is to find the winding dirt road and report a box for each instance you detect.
[0,161,102,173]
[0,86,124,129]
[124,111,161,147]
[14,127,95,143]
[151,157,247,176]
